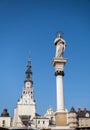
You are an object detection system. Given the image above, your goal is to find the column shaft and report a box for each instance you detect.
[56,75,65,112]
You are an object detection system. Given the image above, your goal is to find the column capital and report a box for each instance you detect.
[52,58,67,67]
[55,70,64,76]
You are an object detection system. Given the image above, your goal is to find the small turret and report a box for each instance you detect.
[68,107,78,128]
[0,108,11,128]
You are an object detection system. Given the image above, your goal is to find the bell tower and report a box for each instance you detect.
[22,59,35,105]
[13,58,36,127]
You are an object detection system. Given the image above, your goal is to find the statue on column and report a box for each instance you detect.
[54,33,66,58]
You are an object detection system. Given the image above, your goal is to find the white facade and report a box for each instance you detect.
[33,117,49,129]
[79,118,90,127]
[0,117,11,128]
[44,108,55,125]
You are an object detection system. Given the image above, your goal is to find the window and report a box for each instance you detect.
[23,91,25,94]
[38,120,40,124]
[43,121,45,124]
[51,117,53,121]
[85,113,89,117]
[2,120,5,127]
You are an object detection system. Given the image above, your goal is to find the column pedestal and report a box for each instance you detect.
[55,112,67,126]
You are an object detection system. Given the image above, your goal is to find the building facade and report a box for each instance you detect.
[68,107,90,129]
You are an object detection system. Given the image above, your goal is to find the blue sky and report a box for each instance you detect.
[0,0,90,116]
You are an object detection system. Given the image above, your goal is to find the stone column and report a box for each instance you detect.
[52,34,68,126]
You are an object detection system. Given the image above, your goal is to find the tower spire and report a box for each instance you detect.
[24,58,33,83]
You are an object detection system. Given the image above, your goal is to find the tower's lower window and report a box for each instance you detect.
[43,121,45,124]
[2,120,5,127]
[38,120,40,124]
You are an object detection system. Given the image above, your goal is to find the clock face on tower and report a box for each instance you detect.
[26,82,30,87]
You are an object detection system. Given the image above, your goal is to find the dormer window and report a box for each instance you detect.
[85,113,89,117]
[43,121,45,124]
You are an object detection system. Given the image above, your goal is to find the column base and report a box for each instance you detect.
[55,111,67,126]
